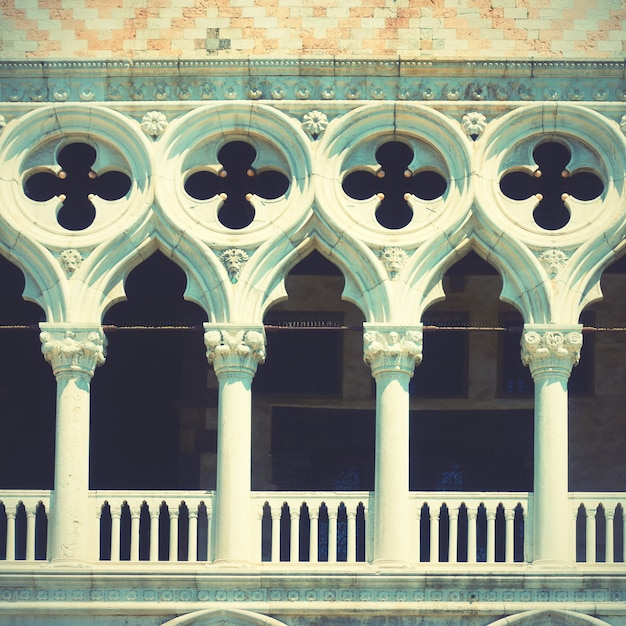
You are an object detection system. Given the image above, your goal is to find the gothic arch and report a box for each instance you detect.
[161,608,289,626]
[488,609,613,626]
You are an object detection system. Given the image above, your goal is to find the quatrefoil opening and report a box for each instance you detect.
[499,141,604,231]
[184,141,290,230]
[342,141,447,230]
[23,143,131,231]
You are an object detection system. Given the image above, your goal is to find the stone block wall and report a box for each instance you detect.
[1,0,625,60]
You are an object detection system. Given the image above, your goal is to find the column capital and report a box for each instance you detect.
[363,323,423,378]
[521,324,582,380]
[39,323,106,378]
[203,323,266,378]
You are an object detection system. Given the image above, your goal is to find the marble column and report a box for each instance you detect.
[363,324,422,564]
[204,324,265,563]
[521,324,582,566]
[40,323,106,563]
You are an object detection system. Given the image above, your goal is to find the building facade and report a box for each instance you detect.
[1,1,626,625]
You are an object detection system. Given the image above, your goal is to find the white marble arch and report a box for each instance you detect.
[488,609,613,626]
[161,608,289,626]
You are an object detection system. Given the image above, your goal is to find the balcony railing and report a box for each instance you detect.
[1,490,625,565]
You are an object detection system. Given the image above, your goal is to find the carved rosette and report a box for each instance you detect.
[521,326,582,380]
[141,111,168,137]
[462,111,487,139]
[363,325,423,378]
[39,326,106,378]
[204,325,266,378]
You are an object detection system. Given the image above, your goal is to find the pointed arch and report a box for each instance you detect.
[488,609,613,626]
[161,609,289,626]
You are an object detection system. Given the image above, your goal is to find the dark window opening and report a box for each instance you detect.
[255,311,343,396]
[410,409,533,492]
[0,257,53,489]
[270,407,375,491]
[412,312,469,398]
[91,252,208,490]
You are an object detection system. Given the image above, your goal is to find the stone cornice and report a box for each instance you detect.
[1,58,624,103]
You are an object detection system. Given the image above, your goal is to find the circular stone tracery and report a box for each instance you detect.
[23,142,131,231]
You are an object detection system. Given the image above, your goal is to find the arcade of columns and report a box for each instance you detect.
[1,61,626,568]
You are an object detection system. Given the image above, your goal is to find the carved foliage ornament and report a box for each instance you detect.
[219,248,249,283]
[204,328,266,376]
[521,329,582,377]
[363,328,423,376]
[378,246,408,279]
[58,248,84,275]
[462,112,487,139]
[40,329,106,377]
[538,248,569,279]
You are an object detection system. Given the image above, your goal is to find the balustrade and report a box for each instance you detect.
[2,490,626,567]
[0,491,50,561]
[411,494,527,564]
[93,491,213,563]
[573,495,626,563]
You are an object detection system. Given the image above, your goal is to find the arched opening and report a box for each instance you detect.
[251,250,373,492]
[410,251,534,493]
[0,257,53,489]
[90,251,209,490]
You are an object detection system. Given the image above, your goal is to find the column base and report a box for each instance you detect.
[372,559,415,570]
[531,559,576,569]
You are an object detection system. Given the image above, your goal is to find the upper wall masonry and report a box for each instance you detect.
[1,0,625,61]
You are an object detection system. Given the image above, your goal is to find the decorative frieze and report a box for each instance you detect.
[363,326,423,377]
[2,60,626,104]
[39,325,106,378]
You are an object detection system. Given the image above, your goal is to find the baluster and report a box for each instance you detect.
[448,507,459,564]
[130,507,140,562]
[328,507,338,563]
[169,505,179,562]
[110,507,121,562]
[429,508,440,563]
[586,507,597,563]
[188,509,198,562]
[271,507,281,563]
[467,508,477,564]
[150,506,160,562]
[26,506,36,561]
[6,507,16,561]
[505,509,515,564]
[290,508,300,562]
[206,504,213,562]
[486,508,496,563]
[347,510,357,563]
[606,507,615,564]
[309,507,319,563]
[362,505,369,562]
[413,505,422,563]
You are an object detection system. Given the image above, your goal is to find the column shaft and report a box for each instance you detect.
[522,325,581,566]
[364,324,422,564]
[40,324,105,563]
[205,324,265,563]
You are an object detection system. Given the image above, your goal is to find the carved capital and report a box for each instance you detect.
[521,324,582,380]
[363,324,423,378]
[204,323,266,378]
[39,323,106,378]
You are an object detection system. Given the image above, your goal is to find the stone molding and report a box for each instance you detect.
[39,324,106,378]
[204,324,266,378]
[521,325,583,380]
[1,59,625,103]
[363,325,423,378]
